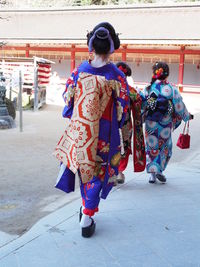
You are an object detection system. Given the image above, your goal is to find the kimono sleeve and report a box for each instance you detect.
[116,75,130,129]
[62,69,78,118]
[172,87,190,122]
[138,87,148,122]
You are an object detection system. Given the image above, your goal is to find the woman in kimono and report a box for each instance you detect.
[54,22,129,237]
[115,62,146,184]
[142,61,193,184]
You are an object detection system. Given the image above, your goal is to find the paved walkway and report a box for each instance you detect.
[0,157,200,267]
[0,93,199,267]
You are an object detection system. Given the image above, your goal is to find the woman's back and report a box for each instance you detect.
[56,60,128,184]
[54,22,129,238]
[146,80,174,100]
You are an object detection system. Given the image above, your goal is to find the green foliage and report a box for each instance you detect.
[1,0,200,8]
[0,0,7,4]
[5,98,16,119]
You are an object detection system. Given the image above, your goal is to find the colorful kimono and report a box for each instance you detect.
[119,86,146,173]
[54,61,129,216]
[142,80,190,174]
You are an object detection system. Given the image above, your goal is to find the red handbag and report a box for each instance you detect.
[176,121,190,149]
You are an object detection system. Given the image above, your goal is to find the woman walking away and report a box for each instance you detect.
[116,62,146,184]
[53,22,129,237]
[142,61,193,184]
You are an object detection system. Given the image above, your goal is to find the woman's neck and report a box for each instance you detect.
[90,54,109,68]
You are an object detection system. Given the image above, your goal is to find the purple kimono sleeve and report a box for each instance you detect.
[62,69,78,118]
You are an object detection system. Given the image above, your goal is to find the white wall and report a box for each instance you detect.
[126,62,179,85]
[52,59,200,87]
[51,59,71,79]
[184,64,200,85]
[1,5,200,42]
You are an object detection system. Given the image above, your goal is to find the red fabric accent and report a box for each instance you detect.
[38,63,51,69]
[38,75,50,79]
[38,69,51,74]
[38,81,49,84]
[83,207,99,217]
[101,97,113,121]
[118,149,131,172]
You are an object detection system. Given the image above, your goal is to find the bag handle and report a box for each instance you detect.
[183,120,189,135]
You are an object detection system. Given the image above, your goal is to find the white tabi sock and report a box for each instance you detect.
[80,214,92,228]
[149,173,156,182]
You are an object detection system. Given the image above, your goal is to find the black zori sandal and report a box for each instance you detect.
[82,218,96,238]
[149,178,156,184]
[156,173,166,183]
[79,207,82,222]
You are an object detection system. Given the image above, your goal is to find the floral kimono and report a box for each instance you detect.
[119,86,146,173]
[54,61,129,216]
[142,80,190,174]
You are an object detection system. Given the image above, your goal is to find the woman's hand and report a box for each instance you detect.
[189,113,194,120]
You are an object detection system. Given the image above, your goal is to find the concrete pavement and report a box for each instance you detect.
[0,93,199,267]
[0,157,200,267]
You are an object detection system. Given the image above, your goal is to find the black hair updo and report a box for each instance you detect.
[152,61,169,80]
[147,61,170,90]
[87,22,120,55]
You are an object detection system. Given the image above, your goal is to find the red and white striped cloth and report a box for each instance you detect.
[37,63,51,85]
[0,61,51,88]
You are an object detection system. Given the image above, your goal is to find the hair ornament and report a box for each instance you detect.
[118,65,127,74]
[153,67,164,79]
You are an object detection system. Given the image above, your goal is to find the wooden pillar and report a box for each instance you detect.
[178,46,185,92]
[71,45,76,72]
[25,43,30,57]
[121,45,127,62]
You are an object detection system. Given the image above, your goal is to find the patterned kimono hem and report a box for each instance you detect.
[53,149,77,174]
